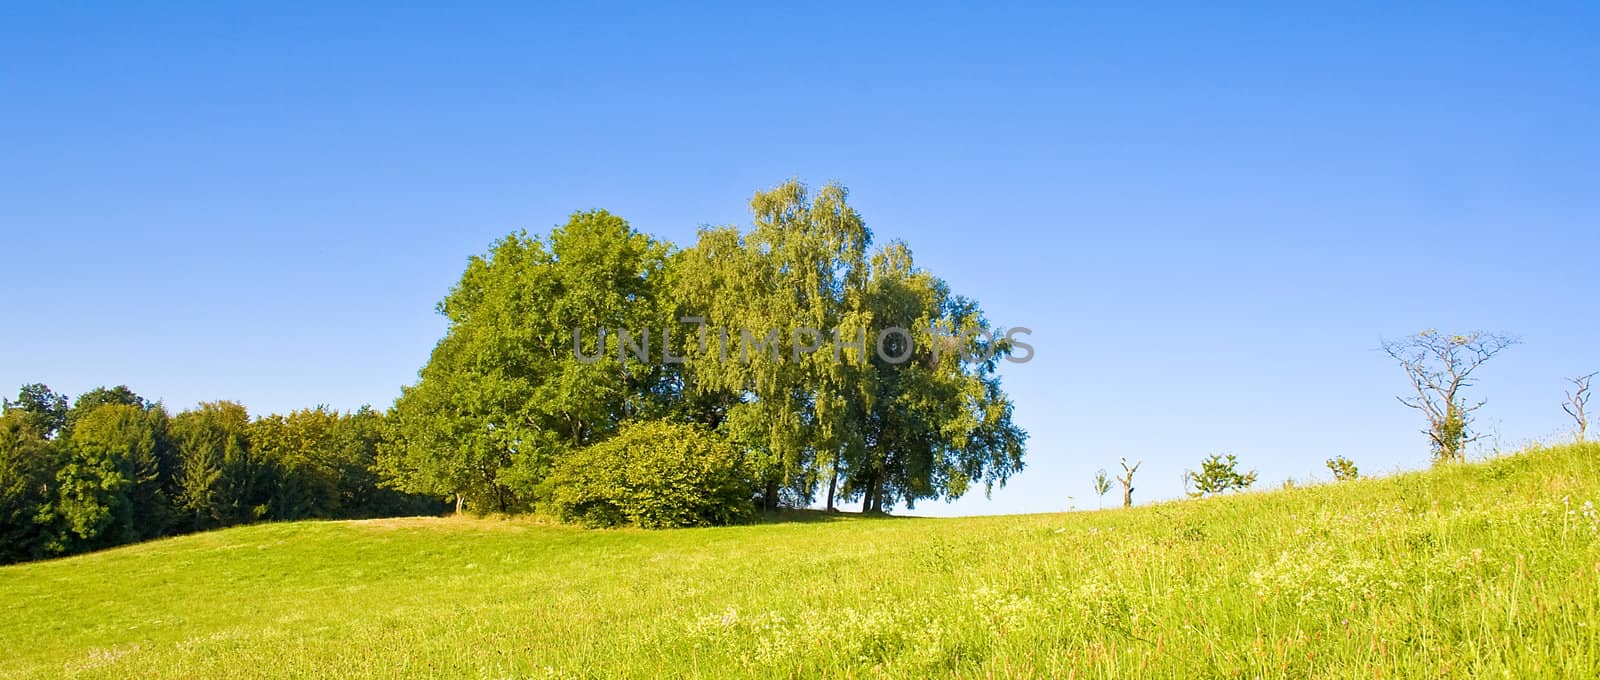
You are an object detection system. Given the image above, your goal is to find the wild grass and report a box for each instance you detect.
[3,442,1598,678]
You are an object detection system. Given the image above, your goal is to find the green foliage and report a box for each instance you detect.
[1437,402,1469,462]
[253,406,439,520]
[1091,469,1111,507]
[382,210,674,513]
[4,180,1028,559]
[1183,453,1258,497]
[1,384,444,565]
[3,384,68,440]
[672,180,1025,514]
[0,410,61,562]
[55,403,173,549]
[171,402,272,528]
[63,385,147,437]
[379,180,1028,520]
[250,407,352,520]
[844,241,1026,512]
[1326,455,1360,481]
[675,181,875,510]
[548,421,754,528]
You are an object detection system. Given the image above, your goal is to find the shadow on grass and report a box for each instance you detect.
[750,508,915,525]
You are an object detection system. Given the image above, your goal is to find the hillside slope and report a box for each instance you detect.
[3,443,1598,678]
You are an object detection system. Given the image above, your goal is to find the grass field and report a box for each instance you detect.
[3,443,1598,678]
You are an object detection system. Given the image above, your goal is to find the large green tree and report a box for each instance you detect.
[171,401,272,528]
[251,407,346,520]
[0,409,62,562]
[386,179,1027,520]
[381,210,674,512]
[675,181,1025,513]
[675,180,874,510]
[845,242,1026,512]
[63,385,149,437]
[53,403,173,549]
[4,383,68,440]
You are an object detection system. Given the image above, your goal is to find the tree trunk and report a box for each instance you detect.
[454,493,464,515]
[825,468,838,512]
[1122,486,1132,508]
[764,479,779,512]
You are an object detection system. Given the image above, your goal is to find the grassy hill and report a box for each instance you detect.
[3,443,1598,679]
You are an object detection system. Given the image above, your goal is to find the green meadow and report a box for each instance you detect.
[4,442,1598,679]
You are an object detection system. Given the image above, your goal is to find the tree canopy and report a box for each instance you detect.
[1,179,1031,564]
[0,386,444,565]
[380,179,1028,517]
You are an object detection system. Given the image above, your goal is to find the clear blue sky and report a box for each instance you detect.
[3,3,1596,515]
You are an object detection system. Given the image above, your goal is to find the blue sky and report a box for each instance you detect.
[3,3,1597,515]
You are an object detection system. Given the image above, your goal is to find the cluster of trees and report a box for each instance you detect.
[1085,329,1592,509]
[1385,329,1592,455]
[1087,458,1148,509]
[378,180,1028,523]
[0,385,442,564]
[2,180,1026,559]
[1088,453,1262,509]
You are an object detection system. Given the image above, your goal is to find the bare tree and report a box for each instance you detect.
[1382,330,1519,463]
[1565,372,1596,442]
[1091,469,1111,509]
[1116,458,1141,508]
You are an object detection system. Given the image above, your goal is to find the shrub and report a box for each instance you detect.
[1326,455,1360,481]
[548,421,755,528]
[1183,453,1258,497]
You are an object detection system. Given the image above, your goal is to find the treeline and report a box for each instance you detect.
[379,179,1027,523]
[0,385,443,564]
[2,179,1027,557]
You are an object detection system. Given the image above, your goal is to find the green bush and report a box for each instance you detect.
[549,421,754,528]
[1326,455,1360,481]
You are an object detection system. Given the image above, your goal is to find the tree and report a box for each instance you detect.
[381,211,674,513]
[337,406,443,517]
[4,384,67,440]
[251,407,345,520]
[369,179,1027,523]
[1382,330,1519,463]
[1116,458,1141,508]
[1091,469,1111,509]
[0,409,62,563]
[63,385,148,437]
[4,384,442,564]
[1183,454,1258,497]
[1565,373,1595,442]
[55,403,172,547]
[675,180,875,512]
[171,402,272,528]
[845,241,1025,513]
[254,406,439,519]
[547,421,754,528]
[1325,456,1359,481]
[675,182,1026,515]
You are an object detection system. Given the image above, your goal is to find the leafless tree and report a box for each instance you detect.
[1565,372,1596,442]
[1382,330,1519,463]
[1116,458,1141,508]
